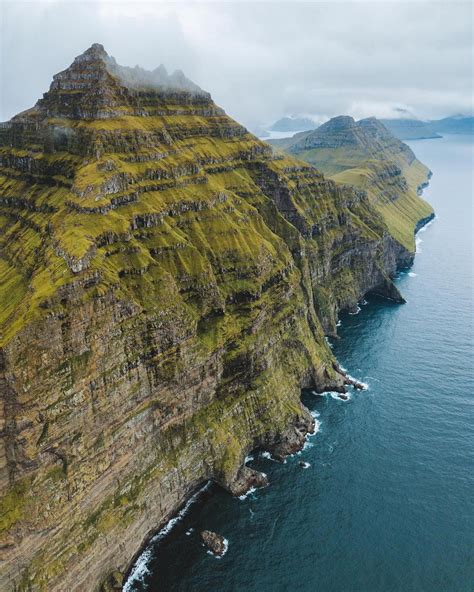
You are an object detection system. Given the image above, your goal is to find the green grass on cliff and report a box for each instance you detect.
[0,119,287,346]
[332,159,432,251]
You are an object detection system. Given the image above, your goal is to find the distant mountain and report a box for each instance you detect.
[268,115,433,252]
[271,113,474,142]
[430,115,474,135]
[269,116,318,132]
[380,116,473,140]
[381,119,441,140]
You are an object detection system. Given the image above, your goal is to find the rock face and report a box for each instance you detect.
[0,45,425,591]
[269,115,434,253]
[200,530,227,556]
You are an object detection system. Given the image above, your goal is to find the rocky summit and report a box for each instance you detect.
[269,116,434,252]
[0,45,429,591]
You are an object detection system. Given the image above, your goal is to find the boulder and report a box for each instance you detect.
[200,530,227,556]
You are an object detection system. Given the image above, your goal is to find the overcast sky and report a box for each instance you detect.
[1,0,472,130]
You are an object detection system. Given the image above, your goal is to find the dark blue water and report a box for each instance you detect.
[126,135,474,592]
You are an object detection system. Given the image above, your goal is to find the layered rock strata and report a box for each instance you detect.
[0,45,425,591]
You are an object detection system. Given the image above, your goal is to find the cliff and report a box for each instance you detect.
[269,116,434,252]
[1,45,419,591]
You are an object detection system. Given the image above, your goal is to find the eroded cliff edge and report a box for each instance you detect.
[0,45,430,591]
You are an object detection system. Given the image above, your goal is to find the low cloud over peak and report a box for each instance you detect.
[1,1,472,128]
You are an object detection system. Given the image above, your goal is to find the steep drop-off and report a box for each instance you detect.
[1,45,422,591]
[270,115,434,252]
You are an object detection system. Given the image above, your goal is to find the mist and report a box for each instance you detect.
[1,0,472,130]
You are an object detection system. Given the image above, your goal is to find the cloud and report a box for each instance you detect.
[1,0,472,129]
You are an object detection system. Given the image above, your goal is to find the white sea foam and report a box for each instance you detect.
[348,305,361,315]
[345,372,369,390]
[260,451,281,462]
[300,462,311,469]
[123,482,211,591]
[361,299,368,306]
[311,418,321,434]
[238,486,257,501]
[336,320,342,327]
[408,272,417,277]
[244,454,255,463]
[317,390,339,398]
[310,409,320,418]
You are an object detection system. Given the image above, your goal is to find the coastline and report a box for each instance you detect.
[121,172,436,592]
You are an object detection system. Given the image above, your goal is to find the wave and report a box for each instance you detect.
[408,272,418,277]
[346,373,369,390]
[310,417,321,434]
[348,305,361,315]
[300,461,311,469]
[238,486,257,501]
[260,451,282,463]
[123,482,211,591]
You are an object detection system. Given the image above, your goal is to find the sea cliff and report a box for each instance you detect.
[0,45,430,591]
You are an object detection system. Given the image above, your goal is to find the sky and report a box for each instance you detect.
[0,0,472,131]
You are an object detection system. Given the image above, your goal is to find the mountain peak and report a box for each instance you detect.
[11,44,209,121]
[75,43,109,62]
[317,115,356,132]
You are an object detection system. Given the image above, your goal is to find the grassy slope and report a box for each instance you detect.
[332,158,433,251]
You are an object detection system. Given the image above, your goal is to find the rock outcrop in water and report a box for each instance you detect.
[200,530,227,556]
[0,45,426,591]
[269,116,434,253]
